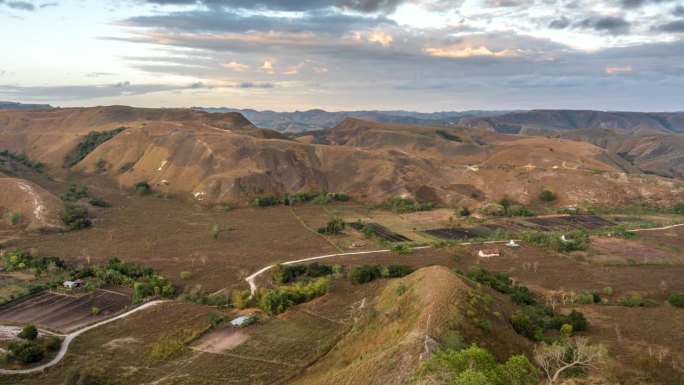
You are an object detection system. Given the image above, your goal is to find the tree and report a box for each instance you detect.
[459,207,471,217]
[135,181,151,196]
[18,324,38,340]
[534,337,608,385]
[14,342,45,364]
[673,201,684,214]
[539,190,557,202]
[668,292,684,308]
[317,216,345,235]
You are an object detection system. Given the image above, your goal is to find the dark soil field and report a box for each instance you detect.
[0,285,132,332]
[522,214,615,231]
[423,227,482,240]
[348,221,411,242]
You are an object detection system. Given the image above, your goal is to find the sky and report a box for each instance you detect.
[0,0,683,111]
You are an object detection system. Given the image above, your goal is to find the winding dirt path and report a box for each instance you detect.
[0,301,165,375]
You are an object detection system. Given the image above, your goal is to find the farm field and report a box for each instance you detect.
[4,175,339,294]
[422,227,483,240]
[521,214,615,231]
[0,285,132,333]
[348,221,412,242]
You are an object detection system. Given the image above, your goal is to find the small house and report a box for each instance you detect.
[230,315,254,327]
[478,248,500,258]
[506,240,520,248]
[63,280,80,289]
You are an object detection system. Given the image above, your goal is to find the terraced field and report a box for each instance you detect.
[0,285,132,332]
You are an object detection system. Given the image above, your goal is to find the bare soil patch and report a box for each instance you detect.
[586,237,682,264]
[192,328,249,353]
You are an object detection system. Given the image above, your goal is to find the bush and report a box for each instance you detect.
[521,230,589,252]
[88,197,109,207]
[44,336,61,352]
[603,286,613,296]
[458,207,471,217]
[387,264,414,278]
[61,204,91,230]
[9,212,23,226]
[254,195,282,207]
[135,181,151,196]
[257,278,329,315]
[348,264,383,285]
[317,217,346,235]
[381,196,433,213]
[61,185,89,201]
[466,267,513,294]
[668,293,684,308]
[390,243,413,254]
[311,192,349,204]
[14,342,45,364]
[18,324,38,340]
[271,262,334,284]
[539,190,557,202]
[674,202,684,214]
[617,295,659,308]
[180,271,192,280]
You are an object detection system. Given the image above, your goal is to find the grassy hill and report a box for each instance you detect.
[292,266,531,385]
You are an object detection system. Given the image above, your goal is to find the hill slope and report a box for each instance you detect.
[0,177,63,231]
[0,107,681,207]
[292,266,530,385]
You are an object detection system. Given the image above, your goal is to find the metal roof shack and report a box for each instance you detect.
[230,316,253,327]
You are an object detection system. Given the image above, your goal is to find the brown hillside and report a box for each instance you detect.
[1,107,681,207]
[291,266,530,385]
[0,177,64,231]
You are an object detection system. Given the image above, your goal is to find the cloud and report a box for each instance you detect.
[142,0,411,13]
[3,1,36,11]
[673,5,684,16]
[658,20,684,32]
[222,60,249,71]
[40,2,57,8]
[620,0,675,9]
[579,16,630,35]
[549,16,570,29]
[337,0,405,13]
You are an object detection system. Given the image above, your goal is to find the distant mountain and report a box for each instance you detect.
[195,107,514,132]
[454,109,684,135]
[0,101,53,110]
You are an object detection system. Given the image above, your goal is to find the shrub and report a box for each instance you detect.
[387,264,414,278]
[9,212,23,225]
[560,324,573,336]
[435,130,462,142]
[61,185,89,201]
[18,324,38,340]
[481,203,505,216]
[617,295,659,307]
[458,207,471,217]
[271,262,334,284]
[88,197,109,207]
[312,192,349,204]
[539,190,557,202]
[396,283,407,296]
[254,195,282,207]
[91,307,101,316]
[135,181,151,196]
[61,204,91,230]
[180,271,192,280]
[466,267,513,294]
[390,243,413,254]
[348,264,383,285]
[603,286,613,296]
[511,285,537,306]
[668,293,684,308]
[257,278,329,315]
[317,217,346,235]
[44,336,61,352]
[674,202,684,214]
[14,342,45,364]
[381,196,433,213]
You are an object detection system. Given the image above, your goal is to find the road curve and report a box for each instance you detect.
[0,300,165,375]
[631,223,684,232]
[245,239,523,294]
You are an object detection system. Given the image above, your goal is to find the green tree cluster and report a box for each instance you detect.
[271,262,334,284]
[64,127,125,167]
[381,196,434,213]
[347,264,414,285]
[418,344,540,385]
[257,278,330,315]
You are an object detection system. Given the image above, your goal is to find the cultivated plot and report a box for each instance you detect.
[0,285,132,333]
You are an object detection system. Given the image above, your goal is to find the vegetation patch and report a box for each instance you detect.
[64,127,126,167]
[271,262,335,284]
[347,264,414,285]
[380,196,434,213]
[0,149,45,173]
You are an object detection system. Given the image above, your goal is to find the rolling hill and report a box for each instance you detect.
[0,106,681,209]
